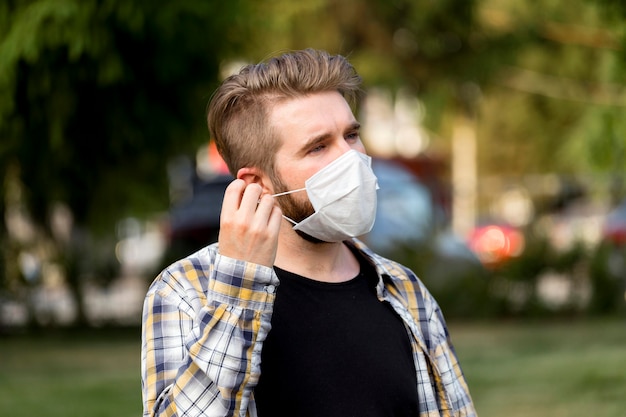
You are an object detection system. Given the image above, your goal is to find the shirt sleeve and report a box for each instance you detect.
[141,249,278,417]
[425,291,477,417]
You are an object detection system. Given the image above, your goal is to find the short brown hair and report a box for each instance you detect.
[206,49,362,178]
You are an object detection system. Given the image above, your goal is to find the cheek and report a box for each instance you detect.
[278,170,314,191]
[353,142,367,153]
[274,163,307,190]
[269,175,288,194]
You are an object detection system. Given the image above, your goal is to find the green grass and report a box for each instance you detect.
[0,328,141,417]
[450,319,626,417]
[1,320,625,417]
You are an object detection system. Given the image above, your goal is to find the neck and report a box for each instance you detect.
[274,224,359,283]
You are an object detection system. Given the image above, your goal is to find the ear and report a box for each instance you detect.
[236,167,274,194]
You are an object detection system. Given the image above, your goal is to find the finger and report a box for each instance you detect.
[267,204,283,232]
[222,179,246,213]
[253,193,275,221]
[239,183,263,212]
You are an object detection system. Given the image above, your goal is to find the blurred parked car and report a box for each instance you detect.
[159,172,232,267]
[366,158,480,265]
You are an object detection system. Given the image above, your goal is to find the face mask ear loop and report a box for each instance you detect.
[282,215,298,226]
[258,187,307,204]
[269,188,306,227]
[271,187,306,198]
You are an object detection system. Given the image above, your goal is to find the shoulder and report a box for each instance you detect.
[146,243,220,310]
[350,238,439,311]
[349,239,454,350]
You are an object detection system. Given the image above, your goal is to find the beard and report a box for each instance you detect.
[271,175,326,244]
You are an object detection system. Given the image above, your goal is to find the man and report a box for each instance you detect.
[142,48,476,417]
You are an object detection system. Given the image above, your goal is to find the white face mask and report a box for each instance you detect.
[273,150,379,242]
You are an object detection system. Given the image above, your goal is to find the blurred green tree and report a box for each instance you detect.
[476,0,626,185]
[0,0,250,326]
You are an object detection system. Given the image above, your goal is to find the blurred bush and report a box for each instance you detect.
[382,238,494,319]
[588,241,626,315]
[384,226,626,320]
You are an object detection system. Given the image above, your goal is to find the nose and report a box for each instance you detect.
[338,139,353,153]
[330,134,366,160]
[343,141,366,158]
[328,141,352,162]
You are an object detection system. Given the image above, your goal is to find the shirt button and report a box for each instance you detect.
[265,285,276,294]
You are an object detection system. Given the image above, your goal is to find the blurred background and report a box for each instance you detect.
[1,0,626,416]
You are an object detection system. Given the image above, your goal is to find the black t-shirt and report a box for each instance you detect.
[254,251,418,417]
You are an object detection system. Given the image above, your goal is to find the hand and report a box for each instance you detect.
[218,179,282,267]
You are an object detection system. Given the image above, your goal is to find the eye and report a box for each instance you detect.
[309,143,326,153]
[345,131,360,142]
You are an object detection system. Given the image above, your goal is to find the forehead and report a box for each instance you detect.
[269,91,356,140]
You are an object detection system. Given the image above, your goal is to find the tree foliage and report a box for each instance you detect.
[0,0,251,324]
[473,0,626,186]
[1,0,249,231]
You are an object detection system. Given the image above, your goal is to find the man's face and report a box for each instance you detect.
[270,92,365,243]
[269,90,366,197]
[267,91,367,241]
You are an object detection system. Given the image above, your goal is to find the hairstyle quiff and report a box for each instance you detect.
[206,49,363,178]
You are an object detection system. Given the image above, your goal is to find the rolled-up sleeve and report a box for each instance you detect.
[141,247,278,417]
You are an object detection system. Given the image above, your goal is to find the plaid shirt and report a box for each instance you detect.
[141,239,476,417]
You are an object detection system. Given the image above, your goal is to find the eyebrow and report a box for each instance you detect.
[298,122,361,155]
[348,122,361,133]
